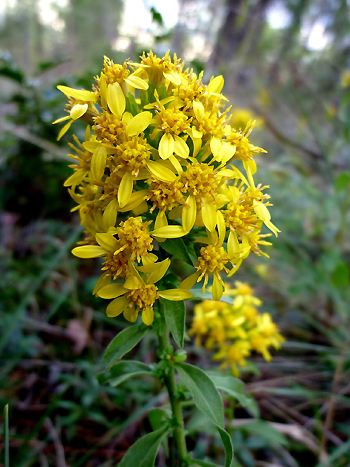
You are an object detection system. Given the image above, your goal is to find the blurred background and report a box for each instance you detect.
[0,0,350,465]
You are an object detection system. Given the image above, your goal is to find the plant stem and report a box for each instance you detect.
[158,323,188,466]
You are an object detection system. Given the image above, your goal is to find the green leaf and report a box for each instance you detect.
[101,360,152,386]
[160,299,186,348]
[118,425,168,467]
[126,93,139,116]
[189,459,219,467]
[161,238,195,266]
[331,261,349,288]
[241,420,287,446]
[148,408,169,431]
[217,427,234,467]
[176,363,224,428]
[207,372,259,417]
[335,172,350,191]
[102,324,148,366]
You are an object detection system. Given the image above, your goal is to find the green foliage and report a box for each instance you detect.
[102,324,148,366]
[161,299,186,348]
[118,425,169,467]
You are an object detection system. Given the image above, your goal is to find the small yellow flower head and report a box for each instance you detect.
[56,51,278,325]
[190,281,284,375]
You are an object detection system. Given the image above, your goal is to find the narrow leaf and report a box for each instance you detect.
[102,324,148,366]
[118,425,168,467]
[217,427,234,467]
[160,299,186,348]
[102,360,152,387]
[176,363,224,428]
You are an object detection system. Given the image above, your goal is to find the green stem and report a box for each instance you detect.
[158,323,188,466]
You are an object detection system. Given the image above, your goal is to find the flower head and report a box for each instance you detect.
[190,281,284,375]
[56,51,278,323]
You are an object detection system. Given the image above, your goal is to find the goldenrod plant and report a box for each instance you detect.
[190,282,284,376]
[55,51,279,466]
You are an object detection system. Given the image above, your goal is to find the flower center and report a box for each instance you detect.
[102,249,130,279]
[117,217,153,261]
[115,136,151,176]
[93,112,125,146]
[196,244,230,286]
[147,179,185,212]
[157,107,190,135]
[128,284,158,309]
[182,163,220,201]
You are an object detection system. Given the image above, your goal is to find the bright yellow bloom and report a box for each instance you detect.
[56,51,278,324]
[190,281,284,375]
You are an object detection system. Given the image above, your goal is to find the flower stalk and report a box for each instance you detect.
[158,316,188,466]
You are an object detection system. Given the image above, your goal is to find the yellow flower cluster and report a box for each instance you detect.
[55,52,279,325]
[190,282,284,375]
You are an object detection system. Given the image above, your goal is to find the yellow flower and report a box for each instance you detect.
[56,52,278,324]
[96,259,191,325]
[190,281,283,375]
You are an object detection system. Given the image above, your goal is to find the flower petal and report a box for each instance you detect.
[212,273,224,300]
[102,199,118,229]
[182,195,196,232]
[207,75,224,94]
[90,146,107,182]
[95,233,117,252]
[151,225,186,238]
[147,258,170,284]
[57,85,96,102]
[106,296,128,317]
[57,120,73,140]
[158,289,192,300]
[159,133,174,160]
[107,82,125,118]
[126,111,152,136]
[147,161,176,182]
[180,272,199,289]
[142,306,154,326]
[125,75,149,90]
[72,245,105,258]
[118,172,133,208]
[97,284,127,299]
[70,103,88,120]
[201,202,217,232]
[173,135,189,158]
[163,71,182,86]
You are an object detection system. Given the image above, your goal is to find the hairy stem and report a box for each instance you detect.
[158,323,188,466]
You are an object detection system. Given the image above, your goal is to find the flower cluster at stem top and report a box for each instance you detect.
[55,51,279,326]
[189,281,284,375]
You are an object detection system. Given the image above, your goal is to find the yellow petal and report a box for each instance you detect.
[125,75,149,90]
[95,233,117,252]
[201,202,217,232]
[70,103,88,120]
[182,195,196,232]
[227,231,240,258]
[253,202,280,236]
[147,161,176,182]
[169,155,183,174]
[107,82,125,118]
[180,272,199,289]
[57,85,96,102]
[72,245,105,258]
[118,172,133,208]
[64,169,86,187]
[124,274,144,290]
[191,126,203,139]
[173,135,189,158]
[99,74,107,108]
[124,307,138,323]
[142,253,158,265]
[106,296,128,317]
[57,120,73,140]
[118,190,147,212]
[158,289,192,300]
[163,71,182,86]
[151,225,186,238]
[155,210,168,229]
[142,306,154,326]
[90,146,107,182]
[97,284,127,299]
[216,210,226,244]
[193,100,205,121]
[159,133,174,160]
[212,273,224,300]
[93,274,110,295]
[102,199,118,229]
[147,258,170,284]
[52,115,70,124]
[126,111,152,136]
[207,75,224,94]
